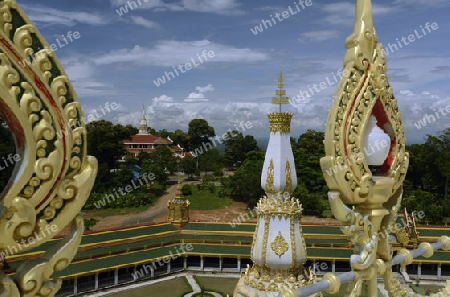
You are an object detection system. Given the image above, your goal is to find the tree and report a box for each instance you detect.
[223,130,259,169]
[141,160,168,185]
[181,156,196,178]
[198,148,222,172]
[188,119,215,149]
[425,129,450,199]
[139,146,177,185]
[294,130,326,194]
[227,150,265,207]
[170,129,191,151]
[86,120,138,169]
[149,146,177,174]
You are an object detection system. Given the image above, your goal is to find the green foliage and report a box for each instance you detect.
[222,130,259,169]
[226,151,265,207]
[86,120,137,169]
[188,119,215,149]
[293,183,328,216]
[84,218,99,231]
[187,184,232,210]
[198,148,222,172]
[140,146,177,185]
[402,188,443,224]
[293,130,326,194]
[170,129,191,152]
[213,169,223,177]
[181,155,196,178]
[181,184,192,196]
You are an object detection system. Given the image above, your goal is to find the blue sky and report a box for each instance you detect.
[19,0,450,143]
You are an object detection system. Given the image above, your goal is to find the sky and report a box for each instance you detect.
[18,0,450,143]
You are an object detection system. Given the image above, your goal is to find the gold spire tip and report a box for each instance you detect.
[272,67,289,105]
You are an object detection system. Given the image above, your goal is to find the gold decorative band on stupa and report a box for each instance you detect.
[257,195,303,219]
[268,112,293,133]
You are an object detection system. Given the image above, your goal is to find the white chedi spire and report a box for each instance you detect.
[139,104,149,135]
[234,69,317,297]
[261,68,297,197]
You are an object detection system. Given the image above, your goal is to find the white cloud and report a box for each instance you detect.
[152,94,174,103]
[299,30,340,42]
[93,40,269,67]
[129,16,159,29]
[393,0,450,8]
[196,84,214,93]
[185,84,214,102]
[110,0,243,15]
[63,61,115,96]
[321,3,397,26]
[181,0,243,15]
[255,6,285,12]
[21,4,111,26]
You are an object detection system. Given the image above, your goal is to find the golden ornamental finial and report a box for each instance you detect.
[344,0,378,69]
[272,67,289,110]
[175,177,183,199]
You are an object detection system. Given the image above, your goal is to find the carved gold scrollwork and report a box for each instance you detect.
[0,1,97,297]
[266,159,275,194]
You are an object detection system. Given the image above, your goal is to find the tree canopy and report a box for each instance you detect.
[188,119,215,149]
[86,120,137,168]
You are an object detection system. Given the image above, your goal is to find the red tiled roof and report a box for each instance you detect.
[127,148,156,153]
[123,134,172,144]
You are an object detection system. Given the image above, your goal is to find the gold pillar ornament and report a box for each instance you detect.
[0,1,98,296]
[168,178,190,228]
[321,0,450,296]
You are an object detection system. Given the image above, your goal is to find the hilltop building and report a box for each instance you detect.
[123,107,191,158]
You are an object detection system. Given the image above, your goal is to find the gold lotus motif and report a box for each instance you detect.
[271,231,289,257]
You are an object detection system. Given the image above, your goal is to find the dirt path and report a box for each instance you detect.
[87,176,339,232]
[89,184,177,231]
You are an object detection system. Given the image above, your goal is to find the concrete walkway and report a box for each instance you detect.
[183,274,224,297]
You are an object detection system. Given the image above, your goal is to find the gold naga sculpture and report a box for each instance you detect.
[0,0,98,296]
[318,0,450,296]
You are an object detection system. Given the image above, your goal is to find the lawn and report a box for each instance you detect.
[82,205,149,218]
[185,186,233,210]
[105,276,191,297]
[323,282,383,297]
[195,276,238,296]
[410,283,445,294]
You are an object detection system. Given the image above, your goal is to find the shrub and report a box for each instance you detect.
[182,184,192,196]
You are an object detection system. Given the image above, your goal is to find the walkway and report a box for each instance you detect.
[183,274,224,297]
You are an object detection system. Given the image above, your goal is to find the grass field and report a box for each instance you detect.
[186,186,233,210]
[105,277,191,297]
[82,205,149,217]
[195,276,238,296]
[410,283,445,294]
[322,282,383,297]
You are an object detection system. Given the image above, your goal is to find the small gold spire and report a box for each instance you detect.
[272,67,289,108]
[175,177,183,199]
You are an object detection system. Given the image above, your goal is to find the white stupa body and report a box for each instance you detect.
[234,70,319,297]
